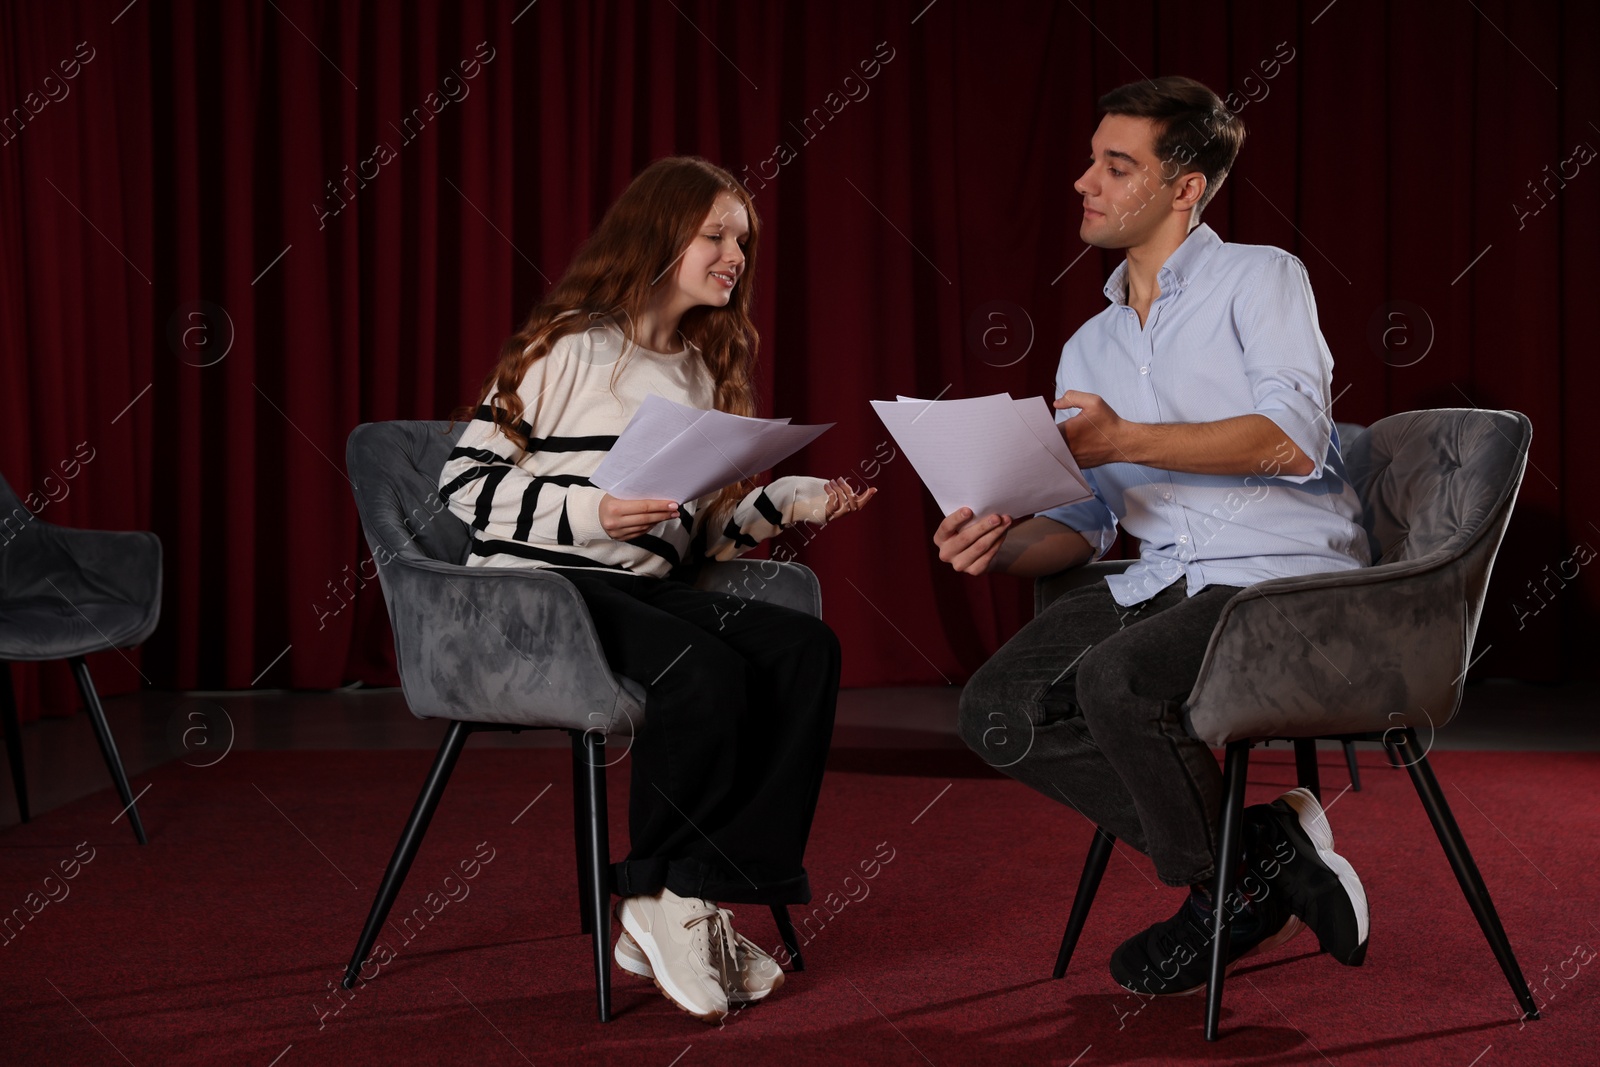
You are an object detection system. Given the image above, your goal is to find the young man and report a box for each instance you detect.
[935,76,1372,995]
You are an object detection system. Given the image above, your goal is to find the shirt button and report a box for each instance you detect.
[1163,491,1173,500]
[1178,535,1189,544]
[1139,366,1149,374]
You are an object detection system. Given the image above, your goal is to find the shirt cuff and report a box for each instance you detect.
[564,484,610,545]
[1075,524,1117,562]
[1256,403,1327,485]
[768,475,830,525]
[1036,503,1117,561]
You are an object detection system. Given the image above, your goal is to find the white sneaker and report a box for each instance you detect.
[617,889,734,1023]
[615,917,786,1004]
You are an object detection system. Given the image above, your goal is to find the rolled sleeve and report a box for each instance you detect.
[1239,254,1336,484]
[1036,467,1118,561]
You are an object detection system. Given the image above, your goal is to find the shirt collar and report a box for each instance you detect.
[1102,223,1223,306]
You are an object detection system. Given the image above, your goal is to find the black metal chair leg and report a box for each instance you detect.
[1399,731,1539,1021]
[1293,739,1321,802]
[771,905,805,971]
[571,730,594,935]
[578,731,612,1022]
[1,663,29,823]
[1342,741,1362,792]
[68,657,145,844]
[1206,742,1251,1042]
[1054,827,1115,978]
[343,721,471,990]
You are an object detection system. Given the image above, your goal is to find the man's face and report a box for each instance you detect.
[1073,114,1187,249]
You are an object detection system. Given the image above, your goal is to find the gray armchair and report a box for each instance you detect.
[1040,409,1539,1039]
[340,420,818,1022]
[0,473,161,843]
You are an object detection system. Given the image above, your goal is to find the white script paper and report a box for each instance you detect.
[870,393,1093,518]
[591,394,833,502]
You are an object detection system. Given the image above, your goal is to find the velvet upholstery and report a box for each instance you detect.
[346,421,824,734]
[1035,409,1530,747]
[0,476,162,661]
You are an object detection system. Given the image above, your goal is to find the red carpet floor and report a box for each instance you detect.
[1,744,1596,1066]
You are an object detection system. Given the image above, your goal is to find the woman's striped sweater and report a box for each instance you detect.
[438,322,829,576]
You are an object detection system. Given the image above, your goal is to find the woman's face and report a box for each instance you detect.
[672,191,749,311]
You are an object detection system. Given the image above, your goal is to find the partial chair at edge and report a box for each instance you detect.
[0,472,161,844]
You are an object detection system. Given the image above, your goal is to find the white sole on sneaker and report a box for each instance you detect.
[615,928,780,1004]
[1279,787,1369,946]
[614,928,655,980]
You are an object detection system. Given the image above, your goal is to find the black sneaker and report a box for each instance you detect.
[1108,882,1305,996]
[1246,787,1369,965]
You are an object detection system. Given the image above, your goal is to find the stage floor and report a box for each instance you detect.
[3,680,1597,832]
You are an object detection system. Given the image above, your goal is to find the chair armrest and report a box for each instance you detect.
[1034,560,1133,617]
[375,555,640,733]
[694,559,821,618]
[1184,552,1467,746]
[3,523,163,640]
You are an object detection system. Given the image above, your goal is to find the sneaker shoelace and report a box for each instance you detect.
[681,902,740,978]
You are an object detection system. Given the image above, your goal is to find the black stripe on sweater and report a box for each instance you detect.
[527,433,619,453]
[557,500,574,545]
[513,479,543,541]
[473,466,511,530]
[753,490,784,528]
[499,476,595,543]
[624,533,681,568]
[448,445,514,466]
[722,519,758,551]
[474,405,534,438]
[438,465,492,505]
[468,539,632,571]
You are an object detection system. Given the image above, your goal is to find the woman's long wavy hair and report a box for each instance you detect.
[460,156,761,522]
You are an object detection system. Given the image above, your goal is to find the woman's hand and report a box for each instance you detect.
[599,493,679,541]
[822,477,877,522]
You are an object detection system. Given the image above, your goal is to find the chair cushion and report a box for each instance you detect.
[0,597,156,660]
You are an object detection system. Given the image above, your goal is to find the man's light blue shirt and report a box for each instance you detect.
[1038,223,1370,607]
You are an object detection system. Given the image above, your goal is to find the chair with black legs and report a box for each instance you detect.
[341,420,809,1023]
[0,472,161,843]
[1040,409,1540,1040]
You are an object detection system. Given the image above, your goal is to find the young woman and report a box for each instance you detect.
[439,156,873,1023]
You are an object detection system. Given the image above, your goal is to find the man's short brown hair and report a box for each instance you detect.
[1098,76,1245,216]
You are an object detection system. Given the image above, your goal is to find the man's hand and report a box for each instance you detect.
[934,508,1013,575]
[1054,389,1129,468]
[1054,392,1315,477]
[822,477,877,522]
[599,493,679,541]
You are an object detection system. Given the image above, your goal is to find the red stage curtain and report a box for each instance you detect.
[1,0,1595,721]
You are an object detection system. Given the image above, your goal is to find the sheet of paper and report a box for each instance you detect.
[587,395,702,490]
[870,393,1093,518]
[1011,396,1094,493]
[592,394,831,502]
